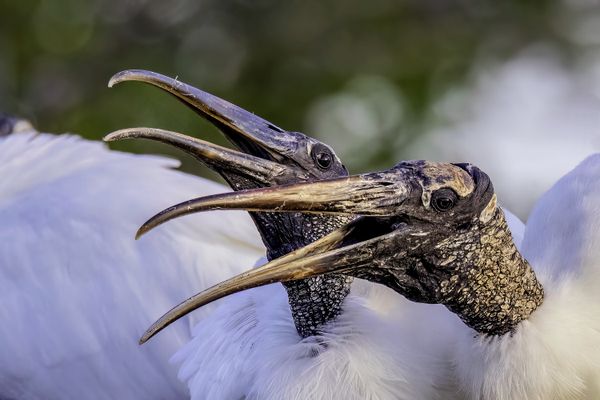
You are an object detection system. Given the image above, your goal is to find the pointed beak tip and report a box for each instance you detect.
[107,74,121,88]
[140,326,158,345]
[102,132,117,142]
[135,224,151,240]
[109,68,156,88]
[108,69,137,88]
[102,129,132,143]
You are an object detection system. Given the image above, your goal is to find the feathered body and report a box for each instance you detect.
[0,130,263,399]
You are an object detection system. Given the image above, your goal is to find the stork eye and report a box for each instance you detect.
[311,144,333,170]
[431,189,457,212]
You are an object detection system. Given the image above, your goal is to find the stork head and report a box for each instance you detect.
[138,160,544,342]
[104,70,354,338]
[104,70,348,258]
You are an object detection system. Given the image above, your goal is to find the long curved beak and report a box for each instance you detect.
[135,168,411,239]
[104,127,287,186]
[140,216,406,343]
[138,166,418,343]
[107,69,298,162]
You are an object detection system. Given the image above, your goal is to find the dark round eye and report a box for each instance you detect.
[311,144,334,170]
[431,189,457,212]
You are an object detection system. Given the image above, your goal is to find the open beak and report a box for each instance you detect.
[140,215,407,343]
[106,69,299,162]
[138,167,417,343]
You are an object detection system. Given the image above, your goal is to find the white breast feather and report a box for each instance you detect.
[175,269,458,400]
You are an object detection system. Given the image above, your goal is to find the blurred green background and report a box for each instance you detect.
[1,0,599,217]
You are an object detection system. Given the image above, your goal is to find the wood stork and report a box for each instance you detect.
[138,157,600,399]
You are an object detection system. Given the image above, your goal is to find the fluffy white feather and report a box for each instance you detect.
[0,130,264,399]
[450,154,600,399]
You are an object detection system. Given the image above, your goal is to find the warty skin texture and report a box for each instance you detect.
[437,208,543,335]
[259,212,353,338]
[352,207,543,335]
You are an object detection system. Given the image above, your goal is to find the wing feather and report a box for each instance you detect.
[0,131,264,399]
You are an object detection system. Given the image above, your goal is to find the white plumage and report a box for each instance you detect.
[0,129,263,399]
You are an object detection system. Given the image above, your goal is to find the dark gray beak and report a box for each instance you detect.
[135,168,411,238]
[138,167,417,343]
[106,69,300,163]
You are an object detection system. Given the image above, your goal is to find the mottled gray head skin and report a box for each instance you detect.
[104,70,352,339]
[140,160,544,339]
